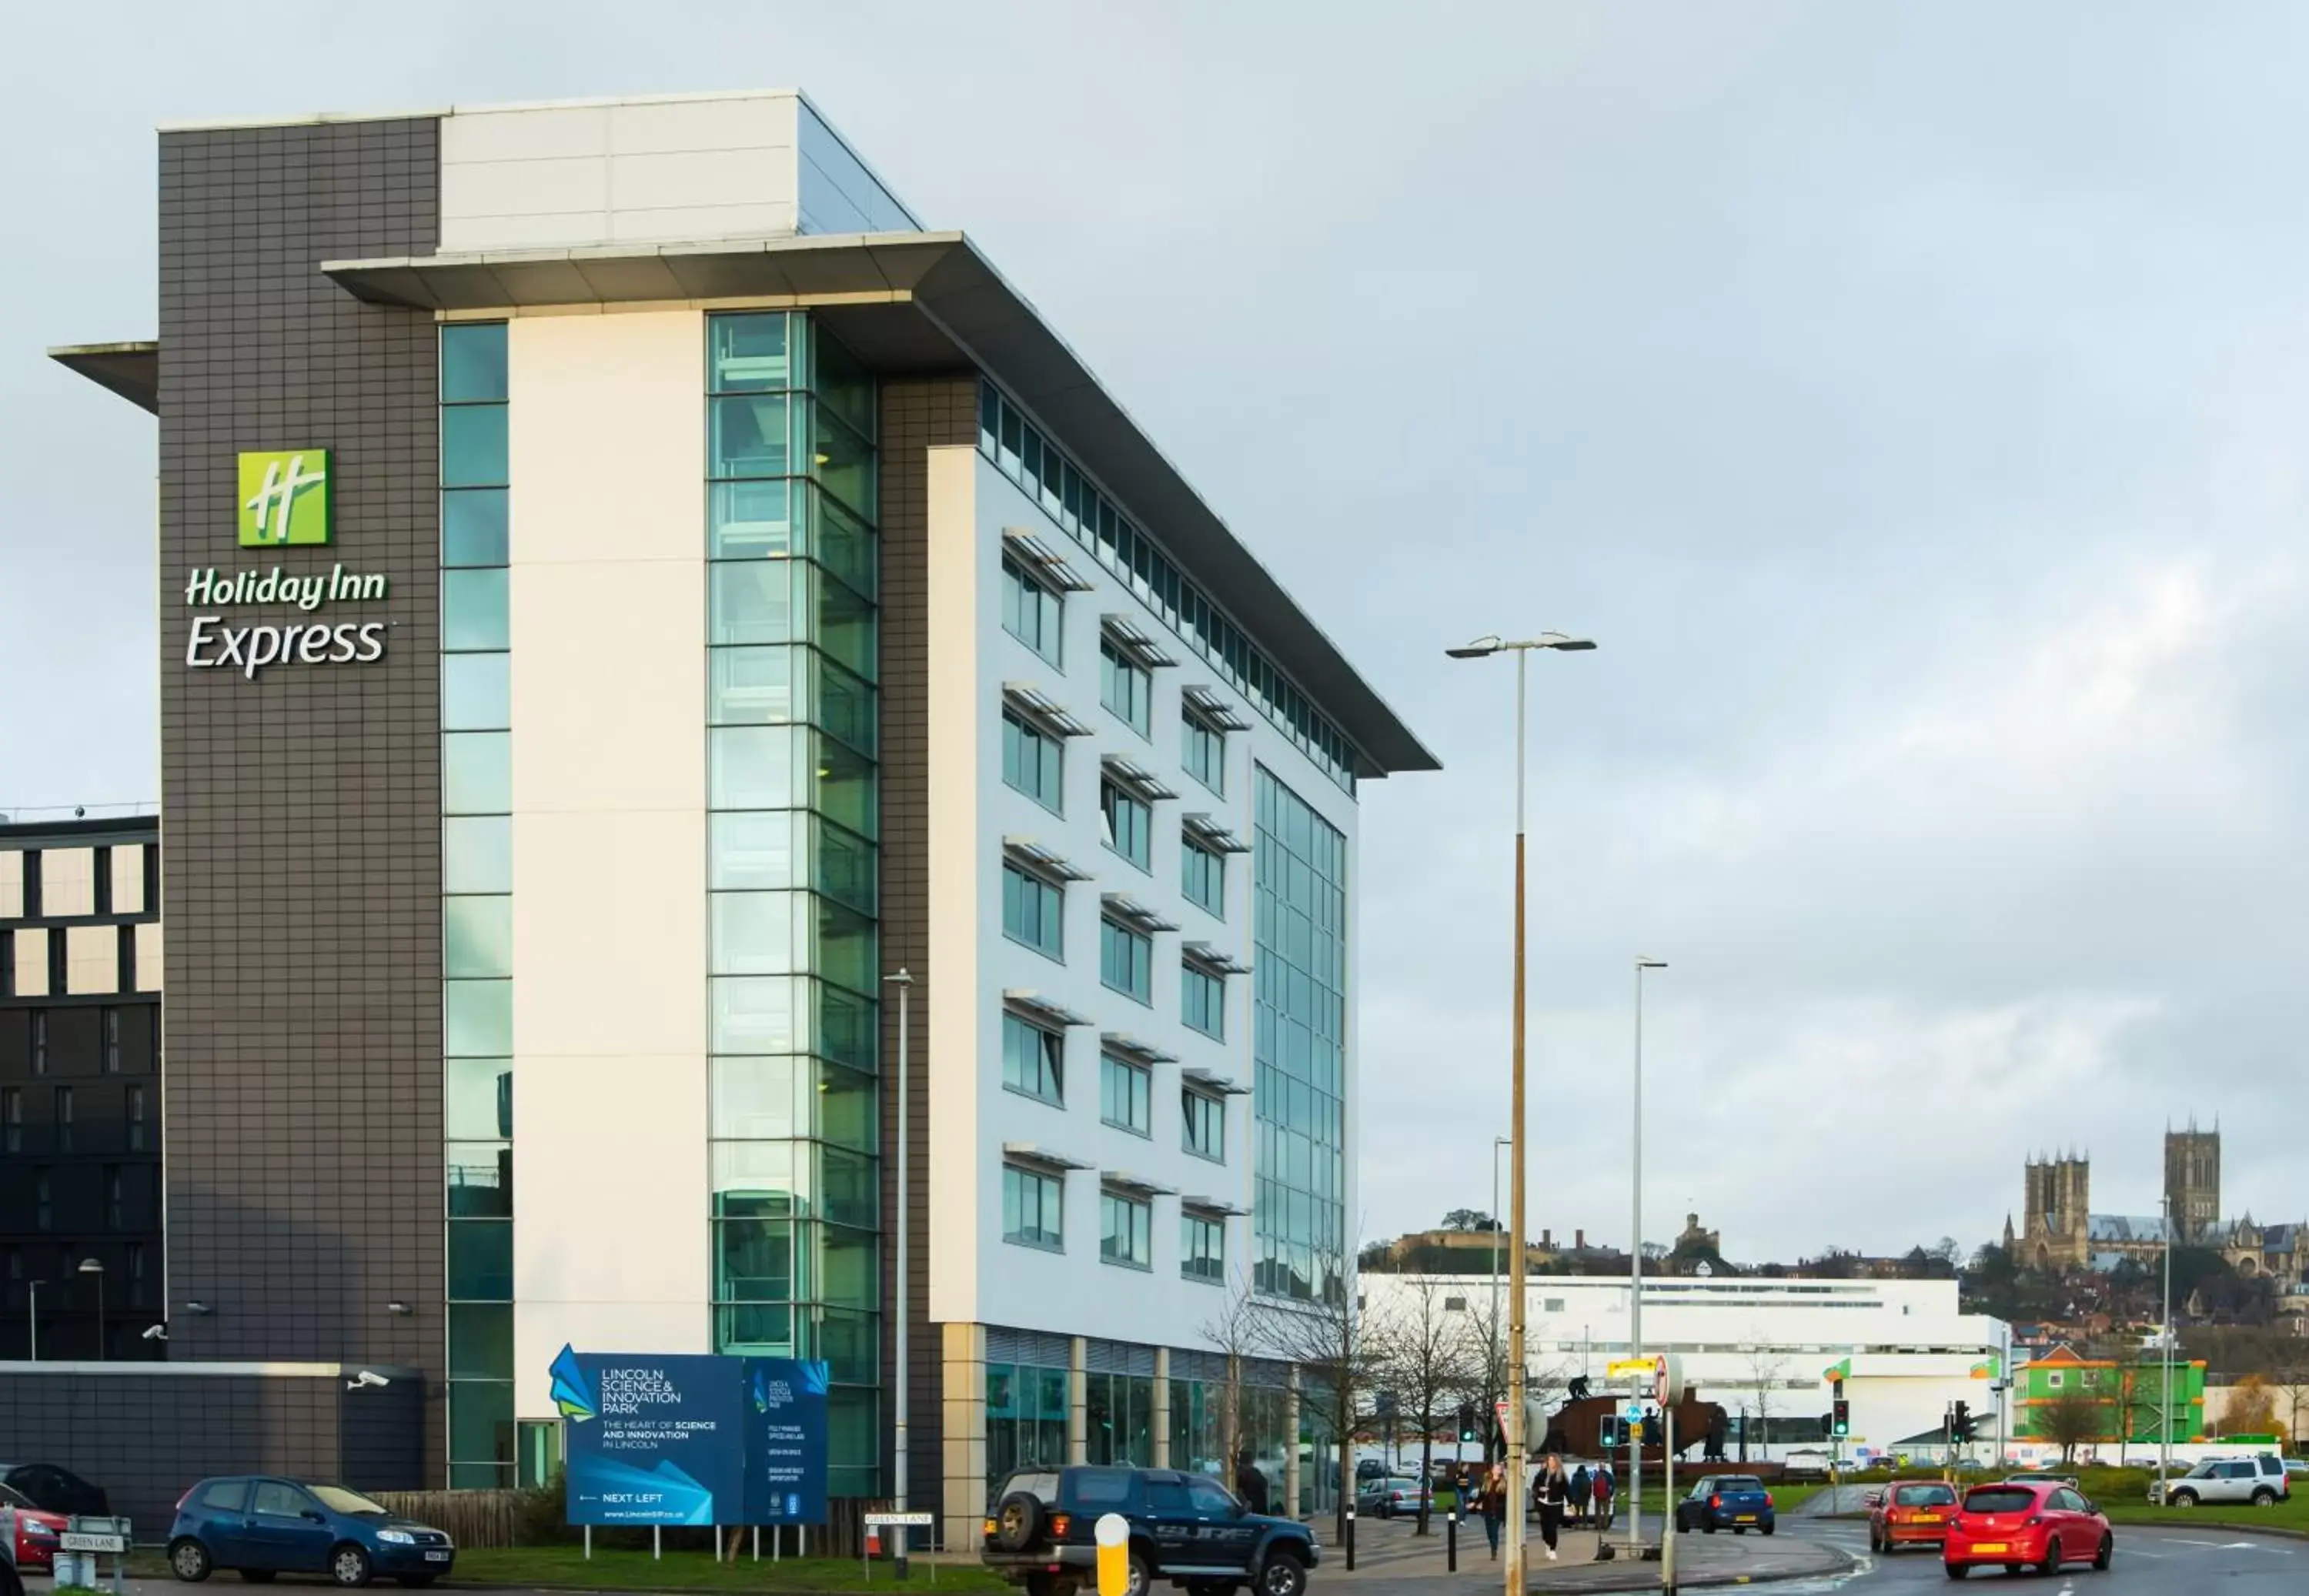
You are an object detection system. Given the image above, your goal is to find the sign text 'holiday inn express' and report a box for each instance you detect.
[186,449,395,678]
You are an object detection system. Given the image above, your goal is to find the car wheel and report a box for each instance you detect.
[170,1540,215,1583]
[1943,1564,1969,1581]
[1702,1520,1716,1534]
[240,1573,277,1584]
[1124,1551,1151,1596]
[996,1492,1047,1553]
[2037,1538,2061,1577]
[2170,1490,2197,1508]
[329,1544,373,1588]
[1761,1520,1775,1538]
[2093,1534,2113,1572]
[2252,1489,2276,1507]
[1255,1552,1305,1596]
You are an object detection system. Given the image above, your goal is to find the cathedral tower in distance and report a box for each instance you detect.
[2165,1123,2220,1242]
[2022,1154,2091,1270]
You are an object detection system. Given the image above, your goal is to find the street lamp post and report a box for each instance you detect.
[2160,1194,2173,1491]
[1490,1134,1510,1451]
[1445,629,1595,1596]
[1629,957,1665,1554]
[79,1257,105,1361]
[884,969,915,1578]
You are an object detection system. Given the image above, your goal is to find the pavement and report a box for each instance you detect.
[1327,1512,1850,1593]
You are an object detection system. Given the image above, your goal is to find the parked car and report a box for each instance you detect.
[1352,1477,1430,1520]
[1672,1474,1775,1535]
[1865,1479,1957,1554]
[1780,1450,1832,1479]
[2284,1459,2309,1482]
[2149,1455,2290,1508]
[2003,1469,2079,1488]
[1354,1459,1392,1484]
[0,1483,69,1571]
[981,1465,1318,1596]
[0,1463,110,1518]
[168,1477,456,1588]
[1943,1481,2111,1579]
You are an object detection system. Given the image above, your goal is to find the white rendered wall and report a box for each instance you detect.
[440,92,917,252]
[927,450,1361,1355]
[506,309,710,1404]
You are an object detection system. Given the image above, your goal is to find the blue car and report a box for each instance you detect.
[1672,1474,1776,1535]
[169,1477,455,1588]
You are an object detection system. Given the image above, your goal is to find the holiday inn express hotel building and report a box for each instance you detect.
[29,91,1434,1537]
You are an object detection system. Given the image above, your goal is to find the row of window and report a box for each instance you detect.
[0,1008,155,1077]
[2,925,161,999]
[2,1244,152,1306]
[1002,556,1232,796]
[1001,1165,1229,1280]
[998,1013,1228,1157]
[5,1168,151,1233]
[0,1084,150,1153]
[0,845,155,921]
[980,382,1360,790]
[1001,864,1231,1035]
[1003,711,1229,916]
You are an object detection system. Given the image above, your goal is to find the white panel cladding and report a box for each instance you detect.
[441,93,918,251]
[943,453,1359,1355]
[506,309,710,1402]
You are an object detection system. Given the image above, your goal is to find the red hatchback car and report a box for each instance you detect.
[1868,1479,1959,1553]
[1943,1481,2112,1579]
[0,1482,69,1571]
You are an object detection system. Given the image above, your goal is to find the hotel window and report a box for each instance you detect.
[126,1243,148,1309]
[1181,961,1225,1040]
[1003,1164,1064,1251]
[1181,1212,1225,1284]
[1182,1087,1226,1162]
[1002,556,1063,665]
[34,1172,51,1232]
[1100,1190,1152,1270]
[1100,917,1152,1006]
[1100,779,1151,872]
[102,1007,119,1073]
[1002,710,1064,813]
[2,1088,18,1153]
[1100,1054,1151,1137]
[1181,839,1224,917]
[125,1085,147,1152]
[1182,709,1225,796]
[54,1087,73,1153]
[31,1010,45,1074]
[106,1167,123,1230]
[1100,639,1150,737]
[1002,863,1064,960]
[1002,1013,1064,1105]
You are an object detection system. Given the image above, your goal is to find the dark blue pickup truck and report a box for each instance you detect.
[982,1466,1318,1596]
[1672,1474,1776,1535]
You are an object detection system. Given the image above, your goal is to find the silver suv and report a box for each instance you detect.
[2150,1455,2289,1508]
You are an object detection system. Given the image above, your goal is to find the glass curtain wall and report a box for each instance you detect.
[704,312,884,1498]
[1251,767,1347,1307]
[987,1361,1071,1479]
[441,320,515,1486]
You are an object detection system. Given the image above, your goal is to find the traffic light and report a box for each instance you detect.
[1456,1401,1476,1444]
[1951,1401,1972,1443]
[1597,1415,1621,1450]
[1831,1398,1850,1437]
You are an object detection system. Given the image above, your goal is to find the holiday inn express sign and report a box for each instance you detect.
[186,448,394,678]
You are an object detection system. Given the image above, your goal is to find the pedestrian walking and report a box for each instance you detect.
[1569,1462,1591,1526]
[1592,1462,1615,1533]
[1532,1453,1569,1562]
[1477,1463,1506,1558]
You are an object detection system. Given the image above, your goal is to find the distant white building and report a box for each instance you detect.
[1360,1273,2010,1462]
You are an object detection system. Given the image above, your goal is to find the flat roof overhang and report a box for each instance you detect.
[319,230,1439,778]
[48,341,159,414]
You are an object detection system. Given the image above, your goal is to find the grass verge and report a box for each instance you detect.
[119,1547,1008,1594]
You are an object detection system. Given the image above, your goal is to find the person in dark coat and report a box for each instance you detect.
[1569,1463,1591,1526]
[1532,1454,1569,1561]
[1234,1451,1270,1514]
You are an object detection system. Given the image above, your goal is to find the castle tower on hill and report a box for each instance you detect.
[2021,1154,2091,1270]
[2164,1124,2221,1244]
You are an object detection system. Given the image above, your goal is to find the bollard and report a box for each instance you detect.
[1446,1508,1458,1573]
[1096,1514,1131,1596]
[1344,1507,1355,1573]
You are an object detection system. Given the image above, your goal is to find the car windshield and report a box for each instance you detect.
[2184,1463,2220,1479]
[308,1486,389,1516]
[1893,1484,1955,1506]
[1964,1488,2037,1514]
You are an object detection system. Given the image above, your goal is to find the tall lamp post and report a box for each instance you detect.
[1628,957,1665,1553]
[79,1257,105,1361]
[2160,1194,2173,1490]
[1445,629,1595,1596]
[884,969,915,1578]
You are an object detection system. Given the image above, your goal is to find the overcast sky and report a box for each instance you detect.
[5,3,2304,1263]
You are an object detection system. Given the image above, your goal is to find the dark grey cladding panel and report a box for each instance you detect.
[155,118,446,1471]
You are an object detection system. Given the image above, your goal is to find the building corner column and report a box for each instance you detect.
[939,1322,987,1554]
[1151,1348,1172,1467]
[1069,1337,1089,1464]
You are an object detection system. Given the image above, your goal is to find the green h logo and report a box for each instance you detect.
[238,450,331,546]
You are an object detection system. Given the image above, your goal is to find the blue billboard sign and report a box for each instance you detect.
[551,1345,830,1526]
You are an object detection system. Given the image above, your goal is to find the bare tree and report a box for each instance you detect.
[1739,1342,1792,1456]
[1255,1264,1381,1545]
[1197,1267,1266,1481]
[2035,1389,2110,1467]
[1368,1275,1481,1534]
